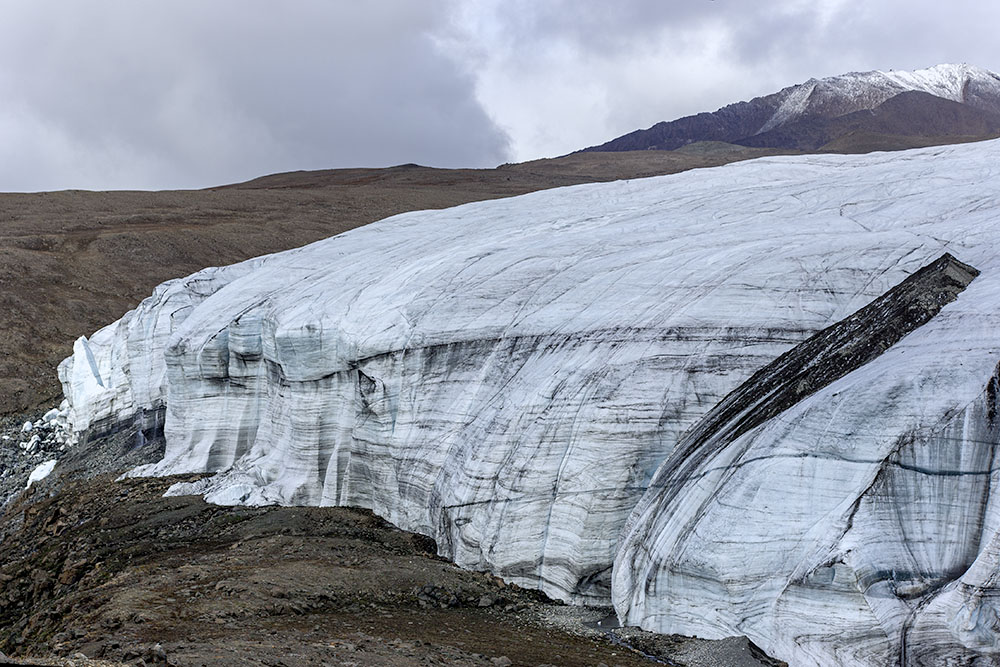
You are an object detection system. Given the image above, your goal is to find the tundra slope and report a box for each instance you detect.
[61,139,1000,665]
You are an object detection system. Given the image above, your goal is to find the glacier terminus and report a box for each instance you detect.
[59,138,1000,666]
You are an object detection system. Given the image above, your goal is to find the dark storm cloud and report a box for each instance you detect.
[0,1,509,191]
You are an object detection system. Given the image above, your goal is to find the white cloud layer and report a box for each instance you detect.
[0,1,998,189]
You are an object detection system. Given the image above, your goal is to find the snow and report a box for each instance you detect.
[26,460,57,489]
[758,78,817,133]
[878,62,999,101]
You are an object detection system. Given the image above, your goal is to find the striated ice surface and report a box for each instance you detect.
[614,254,999,666]
[59,258,272,437]
[60,138,1000,664]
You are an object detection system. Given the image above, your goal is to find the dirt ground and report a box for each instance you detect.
[0,147,813,666]
[0,424,782,667]
[2,471,641,666]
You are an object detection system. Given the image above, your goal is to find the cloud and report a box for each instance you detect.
[0,1,509,190]
[2,1,999,190]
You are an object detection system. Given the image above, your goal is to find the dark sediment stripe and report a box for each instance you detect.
[644,252,979,507]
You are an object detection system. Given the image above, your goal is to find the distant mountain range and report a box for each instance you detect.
[583,64,1000,153]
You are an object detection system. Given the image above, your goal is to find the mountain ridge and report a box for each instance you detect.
[583,63,1000,153]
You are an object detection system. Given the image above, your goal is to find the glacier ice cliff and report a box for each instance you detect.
[60,139,1000,665]
[613,254,995,666]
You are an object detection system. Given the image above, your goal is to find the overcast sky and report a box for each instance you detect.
[1,0,998,191]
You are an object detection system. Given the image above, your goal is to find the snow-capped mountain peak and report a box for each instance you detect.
[583,63,1000,153]
[758,63,1000,134]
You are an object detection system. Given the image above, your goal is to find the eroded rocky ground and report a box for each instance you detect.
[0,418,782,667]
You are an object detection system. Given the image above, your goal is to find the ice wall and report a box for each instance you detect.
[59,139,1000,664]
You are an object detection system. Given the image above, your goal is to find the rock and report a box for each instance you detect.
[146,642,168,663]
[59,559,90,585]
[58,139,1000,664]
[21,420,32,432]
[491,657,512,667]
[416,584,460,608]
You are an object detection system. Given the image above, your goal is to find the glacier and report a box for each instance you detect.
[59,138,1000,665]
